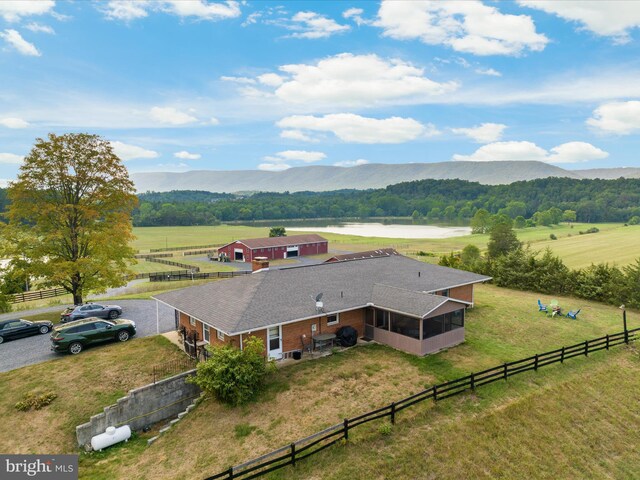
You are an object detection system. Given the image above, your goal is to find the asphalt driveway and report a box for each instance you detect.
[0,300,176,373]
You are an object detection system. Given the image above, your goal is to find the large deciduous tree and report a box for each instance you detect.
[6,133,138,304]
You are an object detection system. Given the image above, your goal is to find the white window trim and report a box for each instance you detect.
[217,329,224,341]
[327,313,340,326]
[189,316,196,327]
[203,324,210,344]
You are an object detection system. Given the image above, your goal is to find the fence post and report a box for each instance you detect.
[390,402,396,425]
[343,418,349,441]
[560,346,565,364]
[503,363,508,380]
[227,466,233,479]
[534,354,539,371]
[470,372,475,390]
[606,334,610,350]
[39,290,43,299]
[433,384,438,402]
[584,340,588,357]
[291,443,296,467]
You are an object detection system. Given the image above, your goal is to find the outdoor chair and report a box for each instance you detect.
[538,300,547,312]
[566,309,581,320]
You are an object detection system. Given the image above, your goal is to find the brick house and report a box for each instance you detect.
[154,255,490,359]
[217,234,328,262]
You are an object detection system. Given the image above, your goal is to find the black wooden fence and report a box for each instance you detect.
[150,243,218,253]
[204,326,640,480]
[134,252,174,259]
[183,249,216,256]
[131,269,192,280]
[149,270,250,282]
[9,287,68,304]
[144,257,201,271]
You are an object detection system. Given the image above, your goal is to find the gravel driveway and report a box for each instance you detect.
[0,300,176,373]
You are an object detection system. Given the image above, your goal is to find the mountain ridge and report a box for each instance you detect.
[130,161,638,193]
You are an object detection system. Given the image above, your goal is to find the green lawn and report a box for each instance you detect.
[74,284,640,479]
[0,336,185,456]
[131,222,637,268]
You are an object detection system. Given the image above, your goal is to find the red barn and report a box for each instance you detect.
[217,234,328,262]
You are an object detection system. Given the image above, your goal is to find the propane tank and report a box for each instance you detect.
[90,425,131,451]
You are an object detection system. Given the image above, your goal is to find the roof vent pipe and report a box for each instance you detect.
[418,271,421,277]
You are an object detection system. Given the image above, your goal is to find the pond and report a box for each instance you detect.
[288,223,472,239]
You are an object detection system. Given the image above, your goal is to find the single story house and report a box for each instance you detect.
[155,255,490,359]
[324,248,399,263]
[217,234,328,262]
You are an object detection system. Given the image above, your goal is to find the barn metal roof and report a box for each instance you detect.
[154,254,490,335]
[218,234,327,250]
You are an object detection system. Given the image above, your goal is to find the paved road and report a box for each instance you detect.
[0,300,176,373]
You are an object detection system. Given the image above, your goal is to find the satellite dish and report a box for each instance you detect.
[315,293,323,302]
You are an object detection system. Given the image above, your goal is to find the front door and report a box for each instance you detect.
[267,326,282,360]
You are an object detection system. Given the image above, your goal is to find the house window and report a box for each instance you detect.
[375,309,389,329]
[203,324,210,343]
[438,289,450,297]
[217,329,225,341]
[327,313,339,326]
[189,316,196,327]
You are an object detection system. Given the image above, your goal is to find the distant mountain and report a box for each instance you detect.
[573,167,640,180]
[132,161,587,193]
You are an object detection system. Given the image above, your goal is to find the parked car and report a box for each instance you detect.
[0,318,53,344]
[60,303,122,323]
[50,317,136,355]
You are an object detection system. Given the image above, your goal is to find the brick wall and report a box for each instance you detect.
[450,284,474,304]
[281,309,364,354]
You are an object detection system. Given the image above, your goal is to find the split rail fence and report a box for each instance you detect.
[144,257,201,271]
[9,287,68,304]
[205,326,639,480]
[150,271,250,282]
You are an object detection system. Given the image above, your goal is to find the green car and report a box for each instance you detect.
[50,317,136,355]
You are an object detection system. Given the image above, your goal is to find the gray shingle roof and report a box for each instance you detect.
[154,255,490,334]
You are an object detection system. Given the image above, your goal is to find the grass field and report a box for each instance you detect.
[131,222,640,268]
[69,284,640,479]
[0,336,185,456]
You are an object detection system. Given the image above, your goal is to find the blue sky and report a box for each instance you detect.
[2,0,640,183]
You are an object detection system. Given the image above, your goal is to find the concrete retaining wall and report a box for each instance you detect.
[76,369,201,448]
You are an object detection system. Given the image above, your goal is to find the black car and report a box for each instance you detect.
[60,303,122,323]
[0,318,53,344]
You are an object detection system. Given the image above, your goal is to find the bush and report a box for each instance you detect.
[549,234,557,240]
[579,227,599,235]
[0,293,11,313]
[378,422,393,436]
[629,216,640,225]
[15,391,57,411]
[190,337,275,406]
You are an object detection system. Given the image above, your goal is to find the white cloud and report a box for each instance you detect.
[518,1,640,42]
[111,141,159,161]
[475,67,501,77]
[0,153,23,164]
[150,106,198,125]
[258,162,291,172]
[546,142,609,164]
[103,1,151,21]
[587,101,640,134]
[453,140,608,164]
[25,23,55,34]
[265,150,326,163]
[102,0,241,22]
[280,129,319,142]
[0,178,12,187]
[334,159,370,167]
[242,11,261,27]
[220,76,256,84]
[174,150,201,160]
[287,11,350,39]
[240,53,457,109]
[277,113,436,144]
[257,73,284,87]
[451,123,507,143]
[375,0,548,56]
[209,117,220,125]
[343,8,367,26]
[0,117,30,129]
[0,29,40,56]
[163,0,241,20]
[0,1,55,22]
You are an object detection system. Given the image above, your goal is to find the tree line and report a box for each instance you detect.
[440,217,640,309]
[2,177,640,227]
[131,177,640,226]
